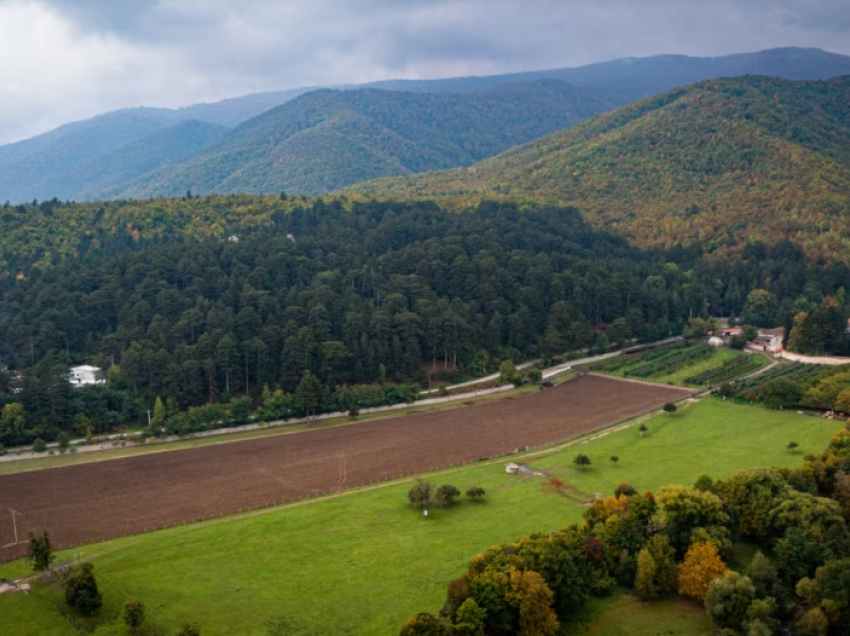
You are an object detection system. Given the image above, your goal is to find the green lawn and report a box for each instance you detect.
[0,400,837,636]
[572,593,712,636]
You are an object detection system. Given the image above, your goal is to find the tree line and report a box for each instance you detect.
[3,198,850,444]
[400,425,850,635]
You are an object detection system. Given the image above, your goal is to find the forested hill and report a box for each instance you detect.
[350,75,850,261]
[104,80,614,198]
[3,197,849,441]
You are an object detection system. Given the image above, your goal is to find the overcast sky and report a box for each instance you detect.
[0,0,849,144]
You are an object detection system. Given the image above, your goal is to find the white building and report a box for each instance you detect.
[69,365,105,387]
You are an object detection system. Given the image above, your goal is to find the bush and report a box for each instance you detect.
[64,562,103,615]
[573,453,591,470]
[465,486,486,500]
[0,443,5,456]
[663,402,677,414]
[32,438,47,453]
[614,482,636,497]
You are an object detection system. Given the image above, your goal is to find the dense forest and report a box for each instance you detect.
[351,75,850,261]
[1,197,850,446]
[400,427,850,636]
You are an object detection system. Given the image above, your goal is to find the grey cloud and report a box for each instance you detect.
[0,0,848,144]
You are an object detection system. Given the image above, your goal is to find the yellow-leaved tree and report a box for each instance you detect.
[677,541,728,600]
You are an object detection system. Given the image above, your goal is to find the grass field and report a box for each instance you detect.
[572,593,712,636]
[0,400,838,636]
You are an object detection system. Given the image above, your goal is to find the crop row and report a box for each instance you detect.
[730,363,825,400]
[589,342,687,372]
[685,356,762,386]
[624,345,713,378]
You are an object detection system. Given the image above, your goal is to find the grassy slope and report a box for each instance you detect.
[349,75,850,260]
[0,400,837,636]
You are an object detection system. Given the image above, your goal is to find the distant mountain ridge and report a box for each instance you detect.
[1,47,850,203]
[106,79,615,198]
[349,75,850,261]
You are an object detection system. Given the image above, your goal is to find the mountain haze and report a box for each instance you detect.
[350,75,850,261]
[0,88,312,202]
[365,47,850,104]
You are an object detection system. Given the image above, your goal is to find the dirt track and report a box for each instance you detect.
[0,375,690,561]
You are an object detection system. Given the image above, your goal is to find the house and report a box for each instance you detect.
[722,327,743,337]
[69,365,105,387]
[751,328,784,354]
[708,336,725,348]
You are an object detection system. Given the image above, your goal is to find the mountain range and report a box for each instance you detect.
[351,74,850,261]
[1,46,850,203]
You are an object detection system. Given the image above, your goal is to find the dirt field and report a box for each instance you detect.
[0,375,689,561]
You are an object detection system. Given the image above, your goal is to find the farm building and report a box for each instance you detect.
[708,336,725,348]
[750,328,784,354]
[69,365,105,387]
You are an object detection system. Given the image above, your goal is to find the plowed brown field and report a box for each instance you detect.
[0,375,690,561]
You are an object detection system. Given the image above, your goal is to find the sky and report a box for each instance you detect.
[0,0,849,144]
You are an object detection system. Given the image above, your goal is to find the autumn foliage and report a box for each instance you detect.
[677,541,728,600]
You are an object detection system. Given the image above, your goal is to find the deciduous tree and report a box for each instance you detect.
[677,542,728,600]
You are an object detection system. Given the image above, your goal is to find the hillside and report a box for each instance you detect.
[107,80,615,197]
[0,89,311,203]
[2,47,849,204]
[351,75,850,261]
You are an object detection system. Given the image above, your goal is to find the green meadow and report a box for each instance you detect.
[0,399,838,636]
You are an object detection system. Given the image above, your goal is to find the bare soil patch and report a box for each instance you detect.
[0,376,689,561]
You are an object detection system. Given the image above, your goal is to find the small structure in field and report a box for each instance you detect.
[505,462,519,474]
[708,336,725,348]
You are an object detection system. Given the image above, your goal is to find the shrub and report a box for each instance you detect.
[663,402,677,414]
[614,482,636,497]
[64,562,103,615]
[466,487,486,500]
[573,453,591,470]
[32,438,47,453]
